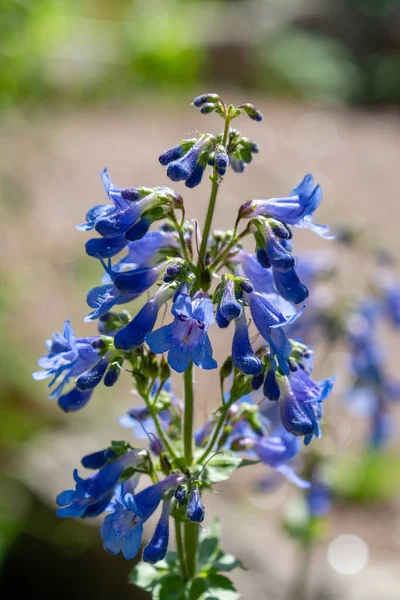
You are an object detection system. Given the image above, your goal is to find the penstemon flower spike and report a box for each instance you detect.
[33,93,336,599]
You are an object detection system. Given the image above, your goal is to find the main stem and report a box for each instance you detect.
[197,117,230,268]
[182,361,198,580]
[183,362,194,468]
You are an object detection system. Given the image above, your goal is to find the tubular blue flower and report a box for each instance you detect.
[94,192,160,239]
[85,235,129,259]
[186,485,204,523]
[238,251,275,295]
[112,262,166,297]
[159,144,185,166]
[76,168,138,232]
[114,287,174,351]
[307,477,331,517]
[85,283,141,322]
[185,160,207,188]
[146,292,217,373]
[56,449,147,518]
[273,267,309,304]
[247,291,304,375]
[280,373,334,445]
[240,174,332,238]
[32,319,106,400]
[252,428,310,488]
[76,357,109,391]
[112,230,179,272]
[142,497,172,564]
[101,474,184,559]
[232,311,262,375]
[58,388,94,412]
[81,448,116,470]
[166,137,213,184]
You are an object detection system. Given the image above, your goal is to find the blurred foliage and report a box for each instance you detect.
[0,0,400,109]
[332,452,400,503]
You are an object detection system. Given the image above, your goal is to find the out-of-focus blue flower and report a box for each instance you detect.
[307,477,331,517]
[143,497,172,564]
[111,230,179,272]
[186,485,205,522]
[101,473,184,560]
[56,449,147,518]
[146,292,217,373]
[33,319,108,407]
[240,175,331,238]
[252,427,310,489]
[238,251,275,295]
[385,284,400,327]
[232,311,262,375]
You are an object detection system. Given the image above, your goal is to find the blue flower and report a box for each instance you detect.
[56,449,147,518]
[164,137,213,186]
[113,230,178,272]
[186,485,204,522]
[33,319,107,402]
[273,268,309,304]
[216,277,242,328]
[252,428,310,488]
[280,372,335,445]
[146,292,217,373]
[247,291,304,375]
[238,251,275,295]
[101,474,184,560]
[307,476,331,517]
[85,261,166,322]
[241,175,332,238]
[143,497,172,564]
[232,311,262,375]
[76,168,139,233]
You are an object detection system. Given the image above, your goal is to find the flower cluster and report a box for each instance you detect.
[33,93,336,598]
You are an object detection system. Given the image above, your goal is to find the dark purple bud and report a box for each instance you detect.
[186,486,204,523]
[240,279,254,293]
[58,388,93,412]
[216,307,231,329]
[167,144,202,182]
[273,268,308,305]
[81,448,115,469]
[104,365,120,387]
[193,93,220,107]
[121,188,141,202]
[215,150,229,176]
[174,485,187,506]
[288,358,298,373]
[200,103,216,114]
[125,216,152,242]
[166,263,182,277]
[266,234,296,272]
[263,369,280,401]
[85,235,128,259]
[241,103,263,122]
[251,371,264,391]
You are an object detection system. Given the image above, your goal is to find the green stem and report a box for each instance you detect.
[175,518,189,580]
[209,224,251,271]
[197,394,236,464]
[184,521,199,579]
[170,212,193,266]
[197,118,231,268]
[183,362,194,468]
[182,362,198,580]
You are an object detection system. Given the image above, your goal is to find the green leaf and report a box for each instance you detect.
[130,562,164,590]
[213,552,245,572]
[238,458,260,468]
[157,574,186,600]
[187,577,208,600]
[201,453,242,485]
[204,573,240,600]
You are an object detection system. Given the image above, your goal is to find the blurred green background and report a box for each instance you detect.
[1,0,400,598]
